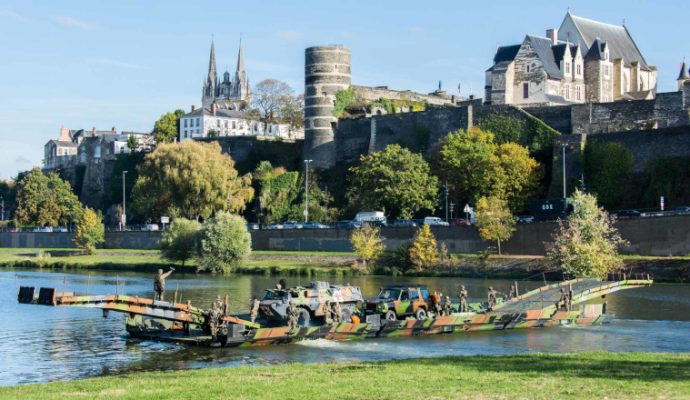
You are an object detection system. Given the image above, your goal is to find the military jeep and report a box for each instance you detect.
[366,285,431,321]
[259,281,363,326]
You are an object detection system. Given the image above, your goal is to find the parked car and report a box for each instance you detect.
[335,220,361,229]
[303,222,329,229]
[673,206,690,215]
[282,221,303,229]
[362,220,387,228]
[354,211,387,224]
[53,227,69,233]
[423,216,449,226]
[516,215,535,224]
[266,223,284,230]
[450,218,471,226]
[389,219,417,228]
[143,224,160,231]
[246,223,260,230]
[32,227,53,233]
[615,209,641,218]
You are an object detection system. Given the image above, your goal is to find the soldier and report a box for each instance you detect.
[433,291,442,316]
[458,285,468,313]
[443,295,452,316]
[249,296,260,323]
[487,286,497,310]
[323,300,333,323]
[207,297,224,342]
[153,267,175,301]
[507,285,516,300]
[331,301,343,323]
[287,301,298,329]
[557,288,570,311]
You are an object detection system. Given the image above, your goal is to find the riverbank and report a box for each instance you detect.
[2,352,688,399]
[1,248,688,281]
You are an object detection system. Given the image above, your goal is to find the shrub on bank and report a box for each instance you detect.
[196,213,251,273]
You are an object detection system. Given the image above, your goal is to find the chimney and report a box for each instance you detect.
[211,103,217,116]
[59,126,70,141]
[546,29,558,45]
[111,126,116,133]
[191,105,196,112]
[92,127,97,136]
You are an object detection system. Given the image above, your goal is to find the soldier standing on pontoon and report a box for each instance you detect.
[458,285,468,312]
[487,286,497,310]
[153,267,175,301]
[250,296,260,323]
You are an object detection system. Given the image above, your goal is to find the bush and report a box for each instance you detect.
[160,218,201,267]
[73,208,104,255]
[350,225,386,268]
[408,225,438,272]
[196,213,251,273]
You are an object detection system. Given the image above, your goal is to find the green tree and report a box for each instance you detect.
[152,109,185,143]
[348,144,439,219]
[408,225,439,272]
[132,141,254,221]
[0,179,17,225]
[15,168,83,227]
[494,142,540,211]
[547,190,627,278]
[350,225,386,268]
[474,196,516,255]
[196,212,251,273]
[126,135,138,151]
[160,218,201,267]
[584,142,634,209]
[73,208,104,254]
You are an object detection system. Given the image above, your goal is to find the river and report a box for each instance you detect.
[1,269,689,386]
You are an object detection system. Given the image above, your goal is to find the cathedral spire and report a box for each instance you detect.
[235,37,245,75]
[208,39,218,85]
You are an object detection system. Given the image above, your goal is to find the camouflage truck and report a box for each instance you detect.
[366,285,432,321]
[259,281,364,326]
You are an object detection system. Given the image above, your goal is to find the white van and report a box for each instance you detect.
[354,211,386,223]
[423,216,449,226]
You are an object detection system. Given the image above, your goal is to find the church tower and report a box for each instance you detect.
[201,41,218,107]
[678,59,690,91]
[232,38,250,102]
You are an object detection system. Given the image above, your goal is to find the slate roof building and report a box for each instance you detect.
[485,12,657,106]
[201,39,250,109]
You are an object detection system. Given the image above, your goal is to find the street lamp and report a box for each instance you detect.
[303,160,313,223]
[444,182,449,222]
[122,171,128,231]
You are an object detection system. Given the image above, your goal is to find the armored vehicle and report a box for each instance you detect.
[259,281,363,326]
[366,285,432,321]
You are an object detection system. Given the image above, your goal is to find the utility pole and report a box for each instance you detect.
[303,160,312,223]
[561,144,567,199]
[122,171,128,231]
[444,182,449,222]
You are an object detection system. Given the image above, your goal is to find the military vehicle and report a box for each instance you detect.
[259,281,364,326]
[366,285,432,320]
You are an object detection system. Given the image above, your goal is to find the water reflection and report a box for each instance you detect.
[1,269,688,386]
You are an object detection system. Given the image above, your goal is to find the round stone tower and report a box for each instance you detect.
[304,45,352,169]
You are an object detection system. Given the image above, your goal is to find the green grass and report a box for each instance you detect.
[1,352,688,399]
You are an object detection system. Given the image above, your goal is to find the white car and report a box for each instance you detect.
[143,224,160,231]
[423,217,449,226]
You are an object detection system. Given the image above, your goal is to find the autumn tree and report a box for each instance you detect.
[547,190,627,278]
[438,128,540,212]
[350,225,386,268]
[132,141,254,221]
[196,213,251,273]
[73,208,104,254]
[408,225,439,272]
[152,109,186,143]
[251,79,303,128]
[348,144,439,219]
[474,196,516,255]
[15,168,83,227]
[160,218,201,267]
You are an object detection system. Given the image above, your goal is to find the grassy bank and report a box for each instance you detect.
[2,352,688,399]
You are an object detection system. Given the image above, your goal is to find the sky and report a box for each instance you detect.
[0,0,687,179]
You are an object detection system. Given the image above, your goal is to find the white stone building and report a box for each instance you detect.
[179,103,302,142]
[485,12,657,106]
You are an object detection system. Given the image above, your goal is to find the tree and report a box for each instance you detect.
[408,225,439,272]
[348,144,439,219]
[350,225,386,268]
[0,179,17,224]
[127,135,139,151]
[73,208,104,254]
[132,141,254,221]
[584,142,634,209]
[438,128,540,212]
[152,109,185,143]
[196,212,251,273]
[160,218,201,267]
[547,190,627,278]
[474,196,516,255]
[15,168,83,227]
[252,79,300,125]
[279,93,304,129]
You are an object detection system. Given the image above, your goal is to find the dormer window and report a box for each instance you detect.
[526,65,531,73]
[576,64,581,75]
[565,62,571,74]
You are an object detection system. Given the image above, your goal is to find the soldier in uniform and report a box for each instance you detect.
[458,285,468,312]
[207,297,224,342]
[443,295,452,316]
[249,296,260,323]
[557,288,570,311]
[433,291,442,316]
[507,285,516,300]
[487,286,497,310]
[153,267,175,301]
[331,301,343,323]
[287,301,298,329]
[323,300,333,323]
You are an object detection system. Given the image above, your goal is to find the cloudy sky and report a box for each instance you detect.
[0,0,686,178]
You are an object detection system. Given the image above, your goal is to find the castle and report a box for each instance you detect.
[201,39,250,109]
[485,12,657,106]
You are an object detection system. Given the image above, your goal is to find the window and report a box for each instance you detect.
[565,85,570,99]
[183,119,187,128]
[576,64,581,75]
[216,119,220,128]
[196,118,200,127]
[604,65,610,77]
[522,83,529,99]
[409,289,419,300]
[232,121,236,129]
[224,121,228,128]
[576,86,581,100]
[565,62,571,74]
[526,64,531,73]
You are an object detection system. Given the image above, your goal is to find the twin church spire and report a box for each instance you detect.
[202,38,250,109]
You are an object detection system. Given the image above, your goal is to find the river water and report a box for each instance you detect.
[1,269,689,386]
